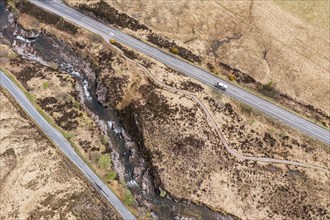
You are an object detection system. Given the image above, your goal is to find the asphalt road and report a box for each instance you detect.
[0,71,136,220]
[132,54,329,173]
[28,0,330,145]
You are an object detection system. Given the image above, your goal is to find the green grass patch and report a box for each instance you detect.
[124,190,134,206]
[6,0,20,14]
[106,171,117,181]
[98,154,111,170]
[63,132,74,140]
[100,135,109,145]
[159,190,167,198]
[279,130,286,138]
[42,81,49,89]
[145,211,152,218]
[72,100,80,110]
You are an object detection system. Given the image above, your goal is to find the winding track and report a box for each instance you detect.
[29,0,330,145]
[119,52,330,174]
[2,1,328,218]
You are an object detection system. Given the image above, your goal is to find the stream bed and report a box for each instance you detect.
[0,1,232,219]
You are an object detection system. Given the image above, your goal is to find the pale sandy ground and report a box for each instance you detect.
[0,90,120,220]
[67,0,330,117]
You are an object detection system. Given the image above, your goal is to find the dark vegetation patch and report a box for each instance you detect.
[203,96,225,112]
[138,84,176,122]
[70,90,80,101]
[110,41,153,68]
[279,93,330,127]
[112,41,139,60]
[147,33,202,63]
[179,80,204,93]
[102,75,129,107]
[172,135,205,157]
[37,97,58,106]
[257,81,280,100]
[219,62,329,127]
[55,19,79,35]
[54,109,80,131]
[117,101,163,192]
[263,132,276,147]
[97,50,115,67]
[17,1,78,34]
[79,140,92,153]
[219,62,256,84]
[1,148,17,158]
[37,97,82,131]
[265,185,328,219]
[207,62,215,72]
[9,59,45,89]
[76,0,148,31]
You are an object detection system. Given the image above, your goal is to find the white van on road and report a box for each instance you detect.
[215,82,228,91]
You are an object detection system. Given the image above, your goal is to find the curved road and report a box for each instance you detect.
[29,0,330,145]
[123,53,329,174]
[0,71,136,220]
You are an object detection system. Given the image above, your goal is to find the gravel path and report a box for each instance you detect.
[118,50,330,174]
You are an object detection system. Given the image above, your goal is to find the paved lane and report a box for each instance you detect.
[0,71,136,220]
[27,0,330,145]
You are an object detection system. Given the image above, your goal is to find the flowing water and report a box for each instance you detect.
[0,1,232,219]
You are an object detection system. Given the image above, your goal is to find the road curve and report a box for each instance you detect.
[121,52,329,174]
[29,0,330,145]
[0,71,136,220]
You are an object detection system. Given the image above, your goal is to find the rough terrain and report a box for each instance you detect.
[109,49,330,219]
[66,0,330,127]
[1,1,329,219]
[0,89,120,220]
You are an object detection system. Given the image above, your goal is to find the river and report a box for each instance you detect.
[0,1,232,219]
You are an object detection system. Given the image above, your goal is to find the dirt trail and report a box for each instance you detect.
[113,43,330,174]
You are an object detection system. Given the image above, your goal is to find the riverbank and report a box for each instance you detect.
[1,0,329,219]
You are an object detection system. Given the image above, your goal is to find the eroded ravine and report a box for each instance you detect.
[0,2,234,219]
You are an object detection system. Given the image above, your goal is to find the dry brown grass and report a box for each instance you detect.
[273,0,330,32]
[5,4,330,219]
[67,0,330,119]
[2,57,132,208]
[98,44,330,219]
[0,89,120,220]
